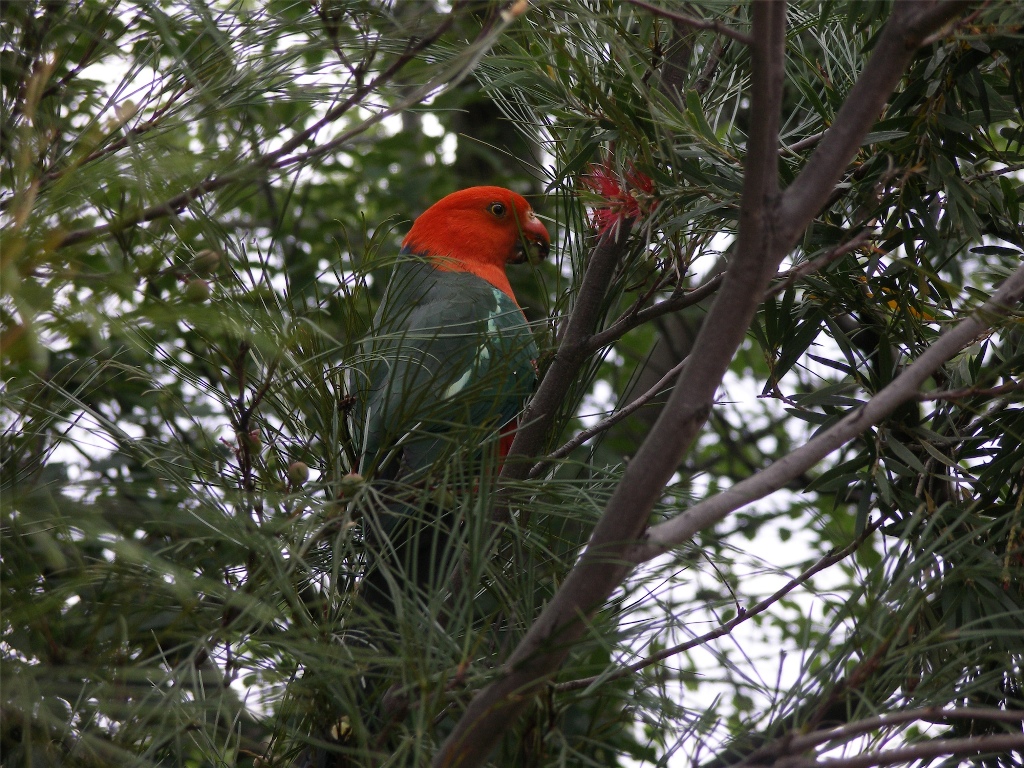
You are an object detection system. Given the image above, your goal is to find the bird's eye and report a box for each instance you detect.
[488,202,507,217]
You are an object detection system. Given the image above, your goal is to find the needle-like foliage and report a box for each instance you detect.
[2,2,1024,767]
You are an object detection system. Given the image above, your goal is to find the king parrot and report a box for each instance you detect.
[352,186,550,624]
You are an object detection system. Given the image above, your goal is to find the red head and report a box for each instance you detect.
[402,186,550,301]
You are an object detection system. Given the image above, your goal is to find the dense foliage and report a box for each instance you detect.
[2,1,1023,767]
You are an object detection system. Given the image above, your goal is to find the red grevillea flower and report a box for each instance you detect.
[581,163,659,235]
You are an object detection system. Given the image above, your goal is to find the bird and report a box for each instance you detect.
[351,185,550,633]
[301,186,549,768]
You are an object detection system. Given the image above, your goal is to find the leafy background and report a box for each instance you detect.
[2,1,1023,766]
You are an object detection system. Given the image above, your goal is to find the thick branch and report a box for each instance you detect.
[437,3,975,766]
[434,6,789,766]
[496,220,635,493]
[632,262,1024,562]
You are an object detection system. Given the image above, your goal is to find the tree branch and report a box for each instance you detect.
[632,262,1024,563]
[588,225,870,357]
[778,0,974,240]
[552,229,871,477]
[694,35,732,97]
[764,229,873,300]
[585,272,724,354]
[530,354,689,478]
[624,0,753,45]
[496,219,635,494]
[964,160,1024,183]
[54,5,519,250]
[434,5,789,765]
[759,706,1024,762]
[0,85,189,214]
[277,9,524,172]
[436,4,976,765]
[450,222,635,613]
[780,130,826,155]
[916,378,1024,401]
[783,732,1024,768]
[553,516,883,693]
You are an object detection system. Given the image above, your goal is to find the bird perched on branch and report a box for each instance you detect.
[352,186,550,626]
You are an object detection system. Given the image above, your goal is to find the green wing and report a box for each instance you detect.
[353,257,537,478]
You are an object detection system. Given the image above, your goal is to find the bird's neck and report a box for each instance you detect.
[430,256,517,304]
[402,246,518,304]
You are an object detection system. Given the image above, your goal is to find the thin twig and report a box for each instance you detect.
[497,219,636,499]
[918,0,990,47]
[530,355,690,478]
[780,131,826,155]
[765,229,873,299]
[55,6,500,249]
[585,273,725,354]
[239,355,282,427]
[916,378,1024,401]
[448,220,635,603]
[277,9,522,172]
[574,233,868,466]
[39,85,189,187]
[634,262,1024,562]
[964,160,1024,183]
[783,732,1024,768]
[588,226,867,359]
[554,516,883,693]
[695,35,732,96]
[624,0,753,45]
[773,706,1024,758]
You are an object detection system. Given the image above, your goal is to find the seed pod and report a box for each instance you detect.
[287,461,310,486]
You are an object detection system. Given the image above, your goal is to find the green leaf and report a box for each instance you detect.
[685,89,722,148]
[886,435,927,474]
